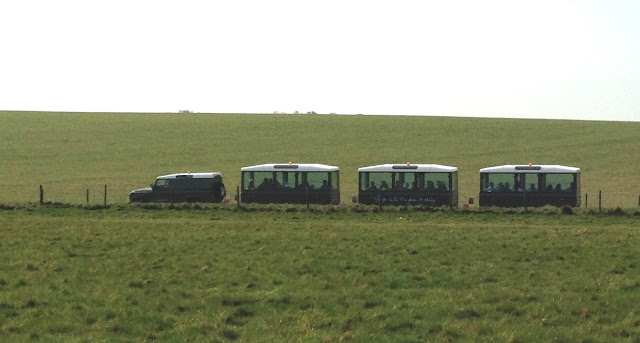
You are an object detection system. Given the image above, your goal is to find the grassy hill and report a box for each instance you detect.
[1,111,639,207]
[2,111,640,342]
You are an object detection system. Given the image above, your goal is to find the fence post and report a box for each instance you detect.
[638,195,639,207]
[450,187,453,210]
[104,185,107,207]
[237,185,240,208]
[39,185,44,205]
[86,189,89,204]
[598,190,602,212]
[585,193,588,208]
[306,185,310,209]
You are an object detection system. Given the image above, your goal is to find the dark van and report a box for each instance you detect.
[129,172,226,203]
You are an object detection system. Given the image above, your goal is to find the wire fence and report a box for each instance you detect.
[38,184,108,206]
[26,184,640,211]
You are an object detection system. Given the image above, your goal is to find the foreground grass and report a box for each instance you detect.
[1,111,640,207]
[1,206,639,342]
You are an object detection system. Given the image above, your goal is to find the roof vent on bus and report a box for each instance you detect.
[393,165,418,170]
[274,164,299,169]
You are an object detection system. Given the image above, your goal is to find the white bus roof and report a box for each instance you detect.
[479,165,580,173]
[358,164,457,173]
[157,172,222,179]
[241,163,339,172]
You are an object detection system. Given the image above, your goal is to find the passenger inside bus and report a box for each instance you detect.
[257,178,270,191]
[436,181,447,191]
[426,181,436,191]
[319,180,329,191]
[484,182,495,192]
[366,181,377,191]
[380,181,390,191]
[297,180,309,190]
[273,179,283,190]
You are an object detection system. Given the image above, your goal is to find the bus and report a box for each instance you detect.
[358,163,458,206]
[479,164,580,207]
[240,163,340,205]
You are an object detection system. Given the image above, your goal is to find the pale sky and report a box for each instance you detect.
[1,0,639,121]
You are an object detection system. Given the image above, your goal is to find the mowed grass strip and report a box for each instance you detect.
[1,111,639,207]
[1,207,639,342]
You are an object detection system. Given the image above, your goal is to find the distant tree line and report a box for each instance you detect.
[273,111,319,115]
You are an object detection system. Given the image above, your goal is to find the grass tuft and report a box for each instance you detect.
[385,322,415,333]
[0,203,16,210]
[607,207,625,215]
[561,206,574,215]
[48,326,73,334]
[221,298,257,307]
[456,308,482,319]
[221,329,239,341]
[128,280,144,288]
[363,301,380,309]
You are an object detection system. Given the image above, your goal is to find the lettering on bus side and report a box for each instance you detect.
[374,195,437,206]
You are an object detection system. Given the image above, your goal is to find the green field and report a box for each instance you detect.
[1,206,639,342]
[1,111,640,342]
[1,111,639,207]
